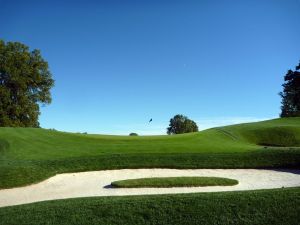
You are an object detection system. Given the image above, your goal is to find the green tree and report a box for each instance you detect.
[0,40,54,127]
[280,61,300,117]
[167,114,198,135]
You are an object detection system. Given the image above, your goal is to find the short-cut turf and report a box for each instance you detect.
[111,176,239,188]
[0,188,299,225]
[0,117,300,189]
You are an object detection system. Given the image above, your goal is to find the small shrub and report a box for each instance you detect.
[129,133,138,136]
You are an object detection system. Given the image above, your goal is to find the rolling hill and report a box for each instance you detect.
[0,117,299,189]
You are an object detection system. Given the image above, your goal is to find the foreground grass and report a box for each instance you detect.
[111,176,238,188]
[1,188,299,225]
[0,117,300,189]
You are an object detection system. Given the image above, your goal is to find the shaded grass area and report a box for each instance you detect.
[111,176,238,188]
[221,118,300,147]
[1,149,300,189]
[1,188,299,225]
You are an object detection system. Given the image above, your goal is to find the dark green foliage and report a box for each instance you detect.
[129,133,138,136]
[280,61,300,117]
[111,176,238,188]
[0,40,54,127]
[0,188,299,225]
[167,114,198,134]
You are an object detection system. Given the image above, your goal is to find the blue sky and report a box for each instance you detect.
[1,0,300,135]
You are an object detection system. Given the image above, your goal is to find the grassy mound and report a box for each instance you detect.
[220,117,300,147]
[0,188,299,225]
[111,177,238,188]
[0,117,299,189]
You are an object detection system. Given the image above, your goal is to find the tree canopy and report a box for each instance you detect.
[280,61,300,117]
[0,40,54,127]
[167,114,198,135]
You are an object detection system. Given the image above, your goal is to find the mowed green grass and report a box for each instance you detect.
[0,117,300,188]
[0,187,299,225]
[111,177,238,188]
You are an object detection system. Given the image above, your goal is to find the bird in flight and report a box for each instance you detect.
[149,118,152,123]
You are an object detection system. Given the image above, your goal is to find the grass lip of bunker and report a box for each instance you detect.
[111,176,239,188]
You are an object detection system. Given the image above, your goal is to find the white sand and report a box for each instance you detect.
[0,169,300,207]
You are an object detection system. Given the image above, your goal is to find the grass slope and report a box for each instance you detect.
[0,188,299,225]
[0,117,300,189]
[111,177,238,188]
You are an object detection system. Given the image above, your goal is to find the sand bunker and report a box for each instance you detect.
[1,169,300,207]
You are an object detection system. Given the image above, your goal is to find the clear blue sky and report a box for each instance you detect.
[1,0,300,134]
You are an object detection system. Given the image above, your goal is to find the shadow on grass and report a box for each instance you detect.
[103,184,114,189]
[271,169,300,175]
